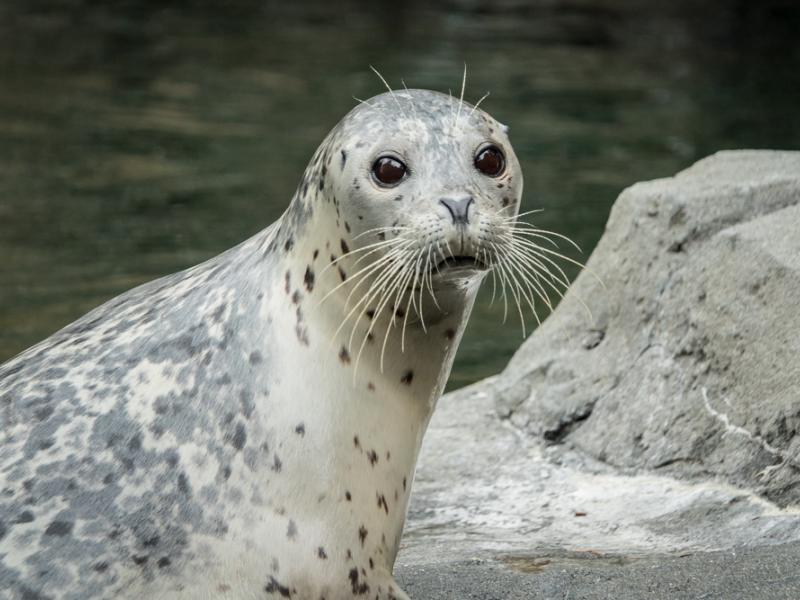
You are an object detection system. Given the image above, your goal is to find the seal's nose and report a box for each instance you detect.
[439,195,474,226]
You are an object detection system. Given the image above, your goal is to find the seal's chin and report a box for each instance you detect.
[434,256,489,273]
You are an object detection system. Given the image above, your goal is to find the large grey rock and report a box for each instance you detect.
[395,151,800,598]
[496,150,800,507]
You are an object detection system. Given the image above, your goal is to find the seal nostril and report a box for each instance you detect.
[439,196,473,226]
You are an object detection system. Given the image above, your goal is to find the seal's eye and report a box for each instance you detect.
[372,156,407,186]
[474,145,505,177]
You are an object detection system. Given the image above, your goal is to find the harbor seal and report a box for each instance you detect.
[0,88,532,599]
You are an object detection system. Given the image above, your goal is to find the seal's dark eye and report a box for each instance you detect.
[474,145,505,177]
[372,156,407,186]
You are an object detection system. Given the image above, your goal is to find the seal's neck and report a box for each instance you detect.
[263,209,480,570]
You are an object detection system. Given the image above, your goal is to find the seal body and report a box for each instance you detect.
[0,89,522,599]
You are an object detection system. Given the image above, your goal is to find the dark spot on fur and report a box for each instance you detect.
[292,290,301,304]
[393,195,403,202]
[497,183,504,188]
[367,450,378,466]
[284,237,294,252]
[249,351,263,365]
[348,567,369,595]
[367,382,375,391]
[377,494,388,514]
[295,423,306,436]
[15,511,34,524]
[341,149,347,169]
[340,239,350,254]
[295,325,309,346]
[502,196,510,207]
[128,434,142,453]
[365,309,375,320]
[93,562,109,573]
[318,547,327,559]
[394,306,405,319]
[369,557,374,570]
[34,406,54,421]
[377,232,386,241]
[338,266,347,281]
[444,328,456,340]
[230,423,247,451]
[265,576,292,597]
[339,347,351,364]
[354,436,361,449]
[273,455,283,472]
[287,520,297,540]
[304,267,315,292]
[313,249,319,260]
[177,472,190,495]
[345,221,351,233]
[400,370,414,385]
[403,477,407,491]
[284,271,291,294]
[157,556,171,568]
[132,555,148,566]
[345,491,352,501]
[44,520,73,536]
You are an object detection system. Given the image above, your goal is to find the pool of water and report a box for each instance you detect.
[1,0,798,389]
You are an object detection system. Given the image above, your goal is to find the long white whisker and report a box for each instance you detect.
[320,237,407,277]
[502,236,571,289]
[508,222,583,252]
[489,241,510,322]
[318,241,412,307]
[370,65,407,118]
[353,96,375,108]
[341,255,410,363]
[455,63,467,127]
[353,225,411,240]
[468,91,490,118]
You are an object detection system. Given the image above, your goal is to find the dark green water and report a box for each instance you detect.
[1,1,798,389]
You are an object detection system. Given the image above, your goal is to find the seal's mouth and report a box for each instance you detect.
[434,255,488,272]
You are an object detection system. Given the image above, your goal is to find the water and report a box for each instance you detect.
[1,1,798,390]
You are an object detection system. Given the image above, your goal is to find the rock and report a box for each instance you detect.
[496,150,800,507]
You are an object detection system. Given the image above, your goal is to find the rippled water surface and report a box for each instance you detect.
[1,1,798,389]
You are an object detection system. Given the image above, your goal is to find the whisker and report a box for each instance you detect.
[455,62,467,127]
[499,208,546,222]
[468,91,490,118]
[353,96,375,108]
[489,241,510,323]
[318,241,412,307]
[356,252,417,372]
[508,222,583,252]
[501,235,572,289]
[319,236,407,277]
[339,251,412,353]
[353,225,410,240]
[370,65,407,118]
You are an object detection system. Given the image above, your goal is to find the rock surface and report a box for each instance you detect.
[498,150,800,507]
[396,151,800,598]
